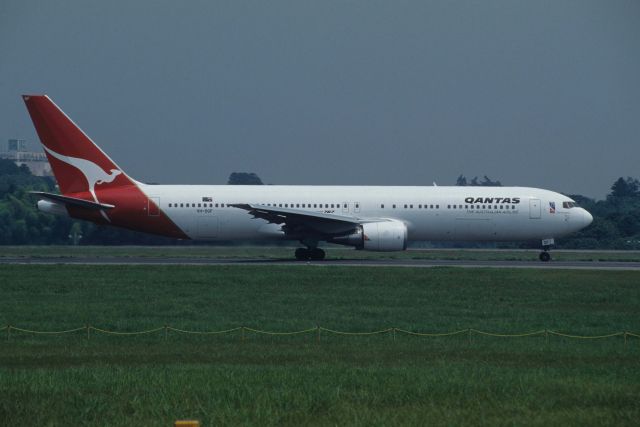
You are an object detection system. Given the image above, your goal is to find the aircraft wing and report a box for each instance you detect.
[31,192,115,210]
[230,203,381,237]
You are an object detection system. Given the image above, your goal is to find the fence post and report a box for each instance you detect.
[392,327,396,341]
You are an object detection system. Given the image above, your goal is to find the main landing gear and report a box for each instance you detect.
[295,247,326,261]
[539,238,555,262]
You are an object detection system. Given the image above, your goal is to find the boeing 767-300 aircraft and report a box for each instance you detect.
[23,95,592,261]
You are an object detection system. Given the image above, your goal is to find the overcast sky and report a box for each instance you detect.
[1,1,638,199]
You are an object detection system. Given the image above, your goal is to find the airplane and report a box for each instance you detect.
[23,95,593,262]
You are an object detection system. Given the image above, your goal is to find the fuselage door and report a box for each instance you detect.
[529,198,541,219]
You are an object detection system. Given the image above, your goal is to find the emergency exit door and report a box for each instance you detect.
[529,198,541,219]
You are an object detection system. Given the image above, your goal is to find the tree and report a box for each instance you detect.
[609,177,639,199]
[480,175,502,186]
[455,175,467,186]
[227,172,264,185]
[455,175,502,186]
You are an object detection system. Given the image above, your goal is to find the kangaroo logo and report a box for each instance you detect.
[43,145,122,221]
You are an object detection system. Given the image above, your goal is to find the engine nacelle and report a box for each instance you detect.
[362,220,408,251]
[331,220,408,251]
[37,199,69,217]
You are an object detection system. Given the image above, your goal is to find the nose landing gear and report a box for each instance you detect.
[539,238,554,262]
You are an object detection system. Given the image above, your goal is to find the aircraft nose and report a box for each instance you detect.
[582,209,593,227]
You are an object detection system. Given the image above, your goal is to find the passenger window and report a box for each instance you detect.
[410,204,413,209]
[393,204,396,209]
[447,205,451,209]
[381,204,385,208]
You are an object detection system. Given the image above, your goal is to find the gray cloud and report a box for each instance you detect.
[1,0,639,199]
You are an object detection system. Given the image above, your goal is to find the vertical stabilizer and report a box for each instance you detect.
[22,95,133,197]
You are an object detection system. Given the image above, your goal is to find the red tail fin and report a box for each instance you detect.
[22,95,133,196]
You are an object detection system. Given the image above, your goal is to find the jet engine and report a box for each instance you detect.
[331,220,408,251]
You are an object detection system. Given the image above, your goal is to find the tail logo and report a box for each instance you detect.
[42,145,122,221]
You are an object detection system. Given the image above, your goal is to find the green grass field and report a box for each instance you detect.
[1,265,639,426]
[2,245,640,262]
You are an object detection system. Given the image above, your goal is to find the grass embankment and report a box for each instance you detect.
[0,265,639,426]
[2,245,640,262]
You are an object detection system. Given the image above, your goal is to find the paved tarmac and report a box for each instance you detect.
[2,256,640,270]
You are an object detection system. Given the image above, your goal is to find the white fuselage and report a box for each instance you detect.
[138,184,592,242]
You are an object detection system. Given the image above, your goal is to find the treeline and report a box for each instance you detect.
[2,158,640,248]
[558,177,640,249]
[455,175,502,186]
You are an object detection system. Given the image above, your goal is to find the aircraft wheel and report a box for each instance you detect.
[539,251,551,262]
[295,248,310,261]
[310,248,326,260]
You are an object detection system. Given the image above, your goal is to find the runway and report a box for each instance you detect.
[2,256,640,270]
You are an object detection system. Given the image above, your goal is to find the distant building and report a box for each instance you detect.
[0,139,53,176]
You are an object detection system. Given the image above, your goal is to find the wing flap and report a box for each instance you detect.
[230,203,387,238]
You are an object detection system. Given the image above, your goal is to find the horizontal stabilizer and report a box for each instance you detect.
[31,192,115,210]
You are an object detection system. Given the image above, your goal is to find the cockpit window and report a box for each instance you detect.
[562,201,579,209]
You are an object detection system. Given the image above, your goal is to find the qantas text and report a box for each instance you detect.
[464,197,520,204]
